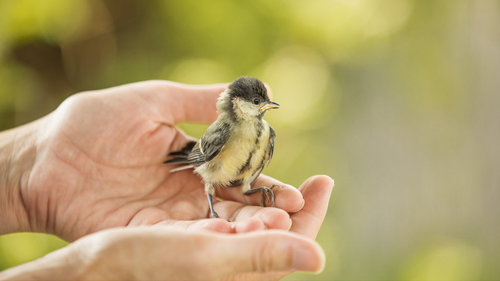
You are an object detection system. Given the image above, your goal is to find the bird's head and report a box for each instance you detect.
[217,76,280,121]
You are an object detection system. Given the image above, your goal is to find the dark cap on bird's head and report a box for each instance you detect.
[228,76,270,102]
[218,76,280,120]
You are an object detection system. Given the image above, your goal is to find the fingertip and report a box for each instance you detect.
[258,208,291,230]
[233,217,266,233]
[293,240,326,274]
[300,175,335,194]
[274,184,304,213]
[290,199,305,214]
[287,218,293,231]
[316,175,335,189]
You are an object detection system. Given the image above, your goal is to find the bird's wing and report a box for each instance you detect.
[187,121,231,166]
[249,126,276,185]
[263,126,276,165]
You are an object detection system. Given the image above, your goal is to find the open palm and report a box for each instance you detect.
[24,81,303,241]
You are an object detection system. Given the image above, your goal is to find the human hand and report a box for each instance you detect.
[80,228,325,281]
[18,81,305,241]
[0,228,324,281]
[1,172,333,281]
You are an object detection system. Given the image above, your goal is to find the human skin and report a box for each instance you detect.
[0,81,334,280]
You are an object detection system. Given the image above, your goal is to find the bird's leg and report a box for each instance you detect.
[205,183,219,218]
[206,194,220,218]
[243,184,280,207]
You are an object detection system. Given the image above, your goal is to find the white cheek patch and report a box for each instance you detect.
[233,98,260,120]
[216,89,231,112]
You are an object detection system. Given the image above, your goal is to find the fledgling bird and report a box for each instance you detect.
[163,76,280,218]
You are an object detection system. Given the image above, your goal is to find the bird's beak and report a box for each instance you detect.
[259,101,280,112]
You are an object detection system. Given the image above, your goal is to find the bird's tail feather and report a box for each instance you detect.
[163,157,190,164]
[168,141,196,157]
[167,151,189,157]
[170,165,194,172]
[163,141,197,172]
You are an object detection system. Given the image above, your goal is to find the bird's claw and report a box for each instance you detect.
[244,184,280,207]
[260,185,276,207]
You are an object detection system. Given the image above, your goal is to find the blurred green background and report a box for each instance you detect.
[1,0,499,280]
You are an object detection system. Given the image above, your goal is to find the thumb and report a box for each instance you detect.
[132,80,227,124]
[213,231,325,277]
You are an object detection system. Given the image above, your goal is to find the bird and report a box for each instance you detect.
[163,76,280,218]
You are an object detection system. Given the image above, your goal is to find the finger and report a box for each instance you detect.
[213,231,325,277]
[215,174,304,213]
[290,175,334,239]
[230,217,267,232]
[151,207,290,234]
[212,201,292,232]
[132,80,228,124]
[153,219,234,233]
[151,203,291,234]
[263,82,274,99]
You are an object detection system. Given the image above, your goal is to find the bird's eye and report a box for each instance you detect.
[253,98,260,105]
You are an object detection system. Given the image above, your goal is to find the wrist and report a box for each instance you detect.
[0,119,44,235]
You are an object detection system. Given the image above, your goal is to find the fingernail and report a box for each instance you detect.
[287,218,293,231]
[292,246,325,273]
